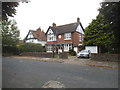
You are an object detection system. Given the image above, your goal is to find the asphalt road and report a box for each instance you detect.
[2,57,118,88]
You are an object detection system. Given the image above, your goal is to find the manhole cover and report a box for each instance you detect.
[42,80,65,88]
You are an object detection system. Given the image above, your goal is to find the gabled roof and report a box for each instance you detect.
[25,28,46,41]
[45,22,84,35]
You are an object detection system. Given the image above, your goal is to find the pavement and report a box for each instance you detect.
[11,56,119,69]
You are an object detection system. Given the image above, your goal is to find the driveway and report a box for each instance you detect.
[2,57,118,88]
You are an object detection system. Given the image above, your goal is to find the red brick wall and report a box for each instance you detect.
[46,32,83,47]
[57,34,72,43]
[72,32,81,46]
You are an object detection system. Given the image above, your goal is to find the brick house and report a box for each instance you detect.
[25,27,46,46]
[45,18,84,53]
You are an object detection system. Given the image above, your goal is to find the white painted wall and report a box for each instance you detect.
[46,51,52,53]
[76,24,84,34]
[85,46,98,53]
[74,47,78,53]
[26,39,46,46]
[28,32,34,38]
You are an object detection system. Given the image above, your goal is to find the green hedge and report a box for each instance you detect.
[16,43,46,54]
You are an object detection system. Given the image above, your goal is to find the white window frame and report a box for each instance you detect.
[47,34,56,41]
[79,34,84,42]
[64,33,71,40]
[47,29,56,41]
[64,44,72,52]
[79,34,82,42]
[47,45,52,52]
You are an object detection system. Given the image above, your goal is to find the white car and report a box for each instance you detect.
[77,50,91,58]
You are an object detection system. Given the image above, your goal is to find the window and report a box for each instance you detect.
[79,34,82,42]
[64,33,71,40]
[64,44,68,51]
[47,29,56,41]
[64,44,72,51]
[47,45,52,52]
[47,34,56,41]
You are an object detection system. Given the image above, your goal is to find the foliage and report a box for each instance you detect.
[83,2,120,53]
[83,15,114,53]
[16,43,46,54]
[2,20,20,46]
[2,1,29,20]
[99,2,120,53]
[2,2,19,21]
[69,49,76,56]
[2,20,20,53]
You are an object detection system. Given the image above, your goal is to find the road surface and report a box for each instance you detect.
[2,57,118,88]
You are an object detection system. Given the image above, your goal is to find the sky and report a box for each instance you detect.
[14,0,103,39]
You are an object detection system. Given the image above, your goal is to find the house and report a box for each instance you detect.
[25,27,46,46]
[45,18,84,53]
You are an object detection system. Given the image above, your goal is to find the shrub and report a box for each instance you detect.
[69,49,76,56]
[16,43,46,54]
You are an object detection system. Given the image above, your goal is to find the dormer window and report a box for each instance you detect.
[64,33,71,40]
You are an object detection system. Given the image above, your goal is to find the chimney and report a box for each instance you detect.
[52,23,56,27]
[77,17,80,23]
[37,27,41,31]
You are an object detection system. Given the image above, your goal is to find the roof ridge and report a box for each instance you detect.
[55,22,77,28]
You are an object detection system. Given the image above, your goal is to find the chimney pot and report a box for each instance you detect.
[52,23,56,27]
[77,17,80,23]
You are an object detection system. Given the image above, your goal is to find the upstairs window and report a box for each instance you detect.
[47,29,56,41]
[79,34,83,42]
[64,33,71,40]
[47,34,56,41]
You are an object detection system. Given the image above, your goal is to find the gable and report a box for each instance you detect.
[25,29,46,41]
[47,28,54,35]
[26,31,34,39]
[76,24,84,34]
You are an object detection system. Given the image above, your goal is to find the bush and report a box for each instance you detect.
[2,45,18,55]
[16,43,46,54]
[69,49,76,56]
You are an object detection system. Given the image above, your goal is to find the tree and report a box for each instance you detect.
[2,2,19,21]
[2,1,29,21]
[98,2,120,53]
[83,14,115,53]
[2,20,20,53]
[83,2,120,53]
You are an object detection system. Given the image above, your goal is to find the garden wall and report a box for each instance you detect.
[91,54,120,62]
[2,53,14,57]
[20,52,54,58]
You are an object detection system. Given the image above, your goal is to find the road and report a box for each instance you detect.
[2,57,118,88]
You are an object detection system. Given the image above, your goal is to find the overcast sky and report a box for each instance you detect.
[14,0,103,39]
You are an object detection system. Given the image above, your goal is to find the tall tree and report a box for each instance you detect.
[2,1,29,21]
[2,20,20,53]
[2,2,19,21]
[83,14,114,53]
[83,2,120,53]
[98,2,120,53]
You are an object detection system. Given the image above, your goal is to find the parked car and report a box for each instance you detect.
[77,50,91,58]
